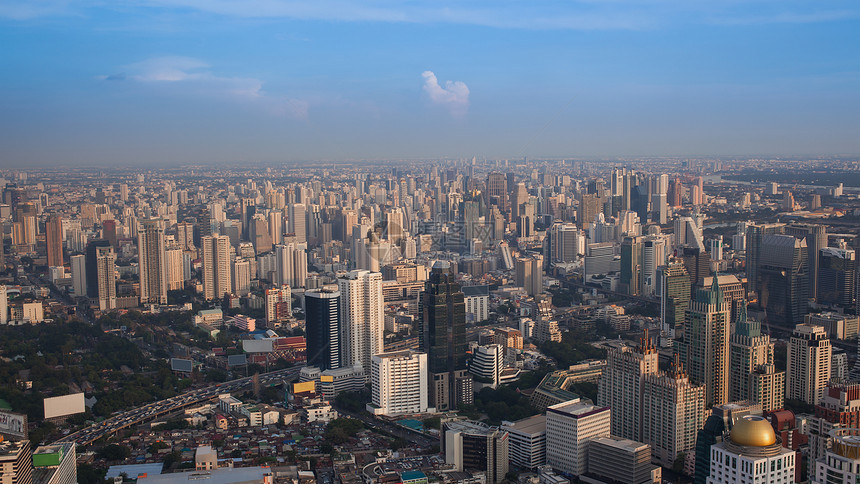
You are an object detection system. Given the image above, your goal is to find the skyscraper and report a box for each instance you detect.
[620,235,643,296]
[676,277,730,406]
[745,222,785,300]
[70,254,86,298]
[729,307,784,411]
[486,172,508,211]
[516,255,543,296]
[95,245,116,310]
[787,324,831,405]
[275,243,307,289]
[288,203,306,243]
[658,260,690,337]
[785,223,827,302]
[46,214,63,268]
[338,270,384,379]
[545,400,611,476]
[201,235,231,300]
[420,261,472,411]
[597,333,658,442]
[760,234,808,327]
[138,219,168,305]
[265,285,291,326]
[818,247,856,308]
[305,287,341,371]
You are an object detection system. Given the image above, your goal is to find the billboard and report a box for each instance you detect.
[227,354,247,367]
[170,358,193,373]
[242,339,274,353]
[0,411,27,439]
[44,393,86,419]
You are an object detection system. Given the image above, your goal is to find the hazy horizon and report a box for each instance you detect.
[2,0,858,166]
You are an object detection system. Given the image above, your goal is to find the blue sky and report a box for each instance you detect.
[1,1,858,166]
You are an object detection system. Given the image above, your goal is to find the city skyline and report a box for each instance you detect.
[1,1,859,166]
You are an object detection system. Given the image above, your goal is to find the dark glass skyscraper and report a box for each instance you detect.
[421,261,472,411]
[85,239,111,298]
[760,234,808,327]
[305,288,341,371]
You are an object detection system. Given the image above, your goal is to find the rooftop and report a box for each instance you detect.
[501,414,546,435]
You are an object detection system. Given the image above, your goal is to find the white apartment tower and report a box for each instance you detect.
[367,350,429,416]
[338,270,384,379]
[788,323,832,405]
[202,235,231,300]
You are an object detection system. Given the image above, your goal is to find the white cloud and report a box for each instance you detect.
[422,70,469,117]
[100,56,307,118]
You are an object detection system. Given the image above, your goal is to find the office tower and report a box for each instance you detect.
[729,307,784,411]
[658,261,691,337]
[231,258,250,296]
[95,245,116,310]
[46,214,63,268]
[338,270,384,378]
[788,324,831,405]
[287,203,306,243]
[811,429,860,484]
[588,437,660,484]
[175,222,195,252]
[708,235,723,261]
[511,182,528,219]
[818,247,856,308]
[705,416,794,484]
[0,439,33,484]
[577,192,603,228]
[641,358,706,469]
[674,216,705,251]
[165,245,184,291]
[367,350,429,416]
[584,242,615,278]
[667,178,682,207]
[486,172,508,211]
[85,239,111,298]
[620,235,643,296]
[201,235,231,300]
[275,243,307,288]
[760,234,808,327]
[597,334,658,442]
[547,223,583,263]
[501,415,546,470]
[676,277,730,406]
[138,219,168,305]
[516,255,543,296]
[745,222,785,299]
[680,246,711,289]
[785,223,827,302]
[70,255,86,297]
[267,210,282,246]
[470,344,503,388]
[102,219,117,249]
[442,420,509,484]
[0,285,6,324]
[251,216,272,254]
[240,197,255,241]
[420,261,472,411]
[305,287,341,371]
[545,400,611,476]
[265,285,291,326]
[698,274,746,324]
[32,442,77,484]
[641,236,667,296]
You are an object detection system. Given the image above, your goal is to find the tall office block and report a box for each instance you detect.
[729,308,784,411]
[658,261,691,337]
[175,222,195,252]
[305,288,341,371]
[545,400,611,476]
[95,245,116,311]
[138,219,168,305]
[46,215,63,268]
[785,223,827,302]
[788,324,831,405]
[70,255,86,297]
[676,277,730,406]
[760,234,809,327]
[288,203,307,243]
[275,243,307,289]
[597,334,658,442]
[231,258,251,297]
[642,360,706,469]
[85,239,111,298]
[420,261,472,411]
[338,270,384,379]
[620,236,644,296]
[516,255,543,296]
[818,247,856,308]
[501,415,546,470]
[201,235,231,300]
[367,350,429,416]
[165,245,184,291]
[547,223,583,263]
[745,222,785,299]
[268,210,283,246]
[486,172,508,211]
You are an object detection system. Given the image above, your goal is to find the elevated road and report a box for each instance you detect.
[57,367,300,446]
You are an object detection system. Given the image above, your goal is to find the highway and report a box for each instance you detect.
[56,367,301,446]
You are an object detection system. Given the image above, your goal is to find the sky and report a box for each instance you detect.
[1,0,859,166]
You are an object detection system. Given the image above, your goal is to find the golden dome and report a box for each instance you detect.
[730,415,776,447]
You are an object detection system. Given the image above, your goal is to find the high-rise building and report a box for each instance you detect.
[367,350,429,416]
[760,234,809,327]
[470,344,503,388]
[231,258,251,297]
[729,308,784,412]
[818,247,856,308]
[588,436,661,484]
[275,243,307,289]
[545,400,611,476]
[32,442,77,484]
[305,287,341,371]
[620,236,643,296]
[547,223,583,263]
[0,285,7,324]
[675,277,730,406]
[265,285,291,326]
[807,383,860,480]
[811,428,860,484]
[201,235,231,300]
[443,420,509,484]
[787,324,831,405]
[698,274,745,324]
[95,245,116,310]
[175,222,195,252]
[516,255,543,296]
[85,239,111,298]
[138,219,168,305]
[705,416,795,484]
[486,172,508,211]
[0,439,32,484]
[641,359,706,469]
[288,203,306,243]
[597,334,658,442]
[420,261,472,411]
[745,222,785,300]
[785,223,827,302]
[658,260,691,337]
[338,270,384,380]
[165,245,184,291]
[693,402,764,484]
[501,415,546,470]
[70,255,86,297]
[46,215,63,268]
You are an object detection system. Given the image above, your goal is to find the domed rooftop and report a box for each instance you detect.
[730,415,776,447]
